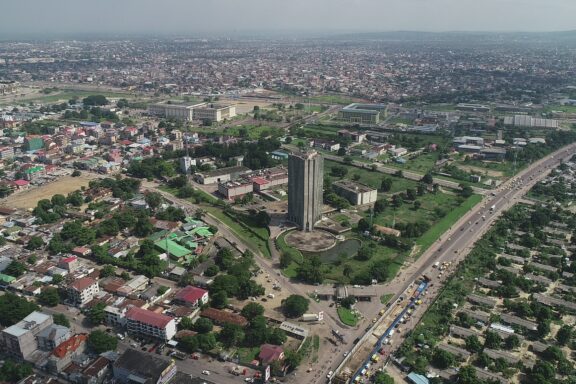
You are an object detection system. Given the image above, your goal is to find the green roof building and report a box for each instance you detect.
[0,273,16,284]
[154,238,192,259]
[24,137,44,151]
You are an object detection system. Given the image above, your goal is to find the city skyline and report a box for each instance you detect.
[1,0,576,37]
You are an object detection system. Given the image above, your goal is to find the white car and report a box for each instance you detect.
[326,371,334,379]
[343,351,349,357]
[202,370,210,375]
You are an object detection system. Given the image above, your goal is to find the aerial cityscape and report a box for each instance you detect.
[1,2,576,384]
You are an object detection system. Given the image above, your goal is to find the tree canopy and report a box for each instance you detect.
[282,295,310,318]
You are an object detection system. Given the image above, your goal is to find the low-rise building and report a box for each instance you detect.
[173,286,209,307]
[67,277,99,308]
[193,103,236,123]
[125,307,177,341]
[113,349,177,384]
[195,166,251,185]
[218,179,253,201]
[338,103,387,124]
[332,180,377,206]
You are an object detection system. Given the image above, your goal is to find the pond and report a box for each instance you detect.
[304,238,362,263]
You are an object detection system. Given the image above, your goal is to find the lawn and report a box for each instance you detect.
[337,307,360,326]
[384,152,440,173]
[414,194,482,257]
[204,206,271,258]
[236,346,261,365]
[307,95,356,105]
[277,232,303,263]
[380,293,394,305]
[225,125,285,140]
[19,89,133,105]
[325,159,418,195]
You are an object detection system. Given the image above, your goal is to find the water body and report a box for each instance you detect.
[304,238,362,263]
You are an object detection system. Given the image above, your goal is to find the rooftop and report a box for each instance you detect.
[126,307,174,328]
[70,277,97,291]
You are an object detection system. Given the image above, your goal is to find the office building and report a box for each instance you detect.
[332,180,377,206]
[125,307,176,341]
[0,311,53,360]
[193,104,236,123]
[338,103,387,124]
[288,151,323,231]
[148,103,198,121]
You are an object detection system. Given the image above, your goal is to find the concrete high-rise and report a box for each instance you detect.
[288,151,323,231]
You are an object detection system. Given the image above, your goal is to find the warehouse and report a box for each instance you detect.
[332,180,377,206]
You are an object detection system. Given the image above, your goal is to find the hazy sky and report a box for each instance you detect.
[2,0,575,36]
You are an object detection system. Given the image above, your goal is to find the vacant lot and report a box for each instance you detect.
[1,174,100,210]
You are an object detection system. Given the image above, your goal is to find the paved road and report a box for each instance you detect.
[333,143,576,381]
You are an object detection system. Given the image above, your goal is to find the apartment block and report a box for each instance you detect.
[67,277,99,307]
[125,307,176,341]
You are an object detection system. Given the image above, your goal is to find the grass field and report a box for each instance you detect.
[236,346,261,364]
[22,89,133,105]
[383,152,440,173]
[307,95,356,105]
[337,307,360,326]
[414,194,482,257]
[325,159,418,195]
[380,293,394,305]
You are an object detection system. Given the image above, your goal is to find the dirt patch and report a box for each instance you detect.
[229,271,289,319]
[456,164,504,178]
[0,174,101,210]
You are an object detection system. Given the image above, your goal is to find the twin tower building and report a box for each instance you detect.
[287,151,324,232]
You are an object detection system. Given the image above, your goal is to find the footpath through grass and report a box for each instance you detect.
[414,194,482,258]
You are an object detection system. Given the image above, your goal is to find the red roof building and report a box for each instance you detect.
[258,344,284,365]
[52,334,88,359]
[174,286,209,307]
[125,307,176,341]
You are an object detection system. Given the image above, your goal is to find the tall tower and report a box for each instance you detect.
[288,151,324,231]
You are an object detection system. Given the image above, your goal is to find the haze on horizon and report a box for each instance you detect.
[1,0,576,37]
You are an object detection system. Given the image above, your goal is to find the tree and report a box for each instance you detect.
[0,360,33,382]
[133,217,154,237]
[459,184,474,198]
[195,333,217,351]
[38,287,60,307]
[157,285,169,295]
[193,318,214,334]
[374,372,395,384]
[100,265,116,278]
[357,218,371,232]
[52,274,64,285]
[219,323,245,348]
[484,331,502,349]
[268,327,287,345]
[211,274,239,297]
[282,295,309,318]
[374,199,387,214]
[204,264,220,277]
[241,302,265,320]
[465,335,483,353]
[542,346,564,362]
[422,172,434,184]
[145,192,163,211]
[66,191,84,207]
[340,296,356,309]
[556,324,572,345]
[431,348,455,369]
[88,330,118,353]
[457,365,478,384]
[71,170,82,177]
[53,313,70,327]
[280,252,293,269]
[210,291,228,309]
[537,320,551,338]
[380,178,393,192]
[5,261,26,277]
[51,194,67,206]
[26,255,37,265]
[82,95,109,106]
[88,302,106,325]
[504,334,520,350]
[0,293,39,326]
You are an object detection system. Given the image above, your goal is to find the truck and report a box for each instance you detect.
[433,261,440,268]
[490,204,496,212]
[301,313,320,322]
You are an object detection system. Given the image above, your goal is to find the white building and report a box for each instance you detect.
[67,277,99,308]
[125,307,176,341]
